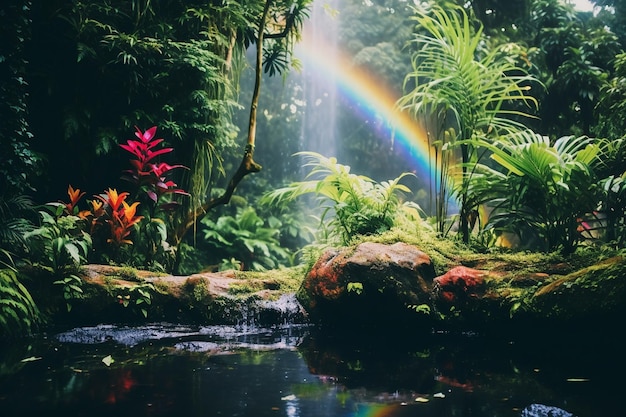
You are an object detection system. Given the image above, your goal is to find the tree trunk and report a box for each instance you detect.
[177,0,272,240]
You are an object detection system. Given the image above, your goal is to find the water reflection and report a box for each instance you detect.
[0,324,623,417]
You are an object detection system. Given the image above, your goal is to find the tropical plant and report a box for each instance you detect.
[592,137,626,246]
[261,152,425,246]
[56,127,189,271]
[468,134,600,253]
[120,126,189,209]
[0,269,40,337]
[397,4,540,243]
[24,202,92,310]
[0,2,42,197]
[595,53,626,140]
[0,195,36,270]
[93,188,144,249]
[113,282,155,319]
[527,0,622,138]
[25,203,92,275]
[594,174,626,246]
[200,206,290,271]
[117,126,189,270]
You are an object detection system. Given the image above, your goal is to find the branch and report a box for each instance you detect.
[180,0,271,234]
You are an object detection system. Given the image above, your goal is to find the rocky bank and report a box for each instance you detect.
[43,236,626,337]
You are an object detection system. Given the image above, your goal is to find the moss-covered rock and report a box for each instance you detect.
[530,256,626,320]
[44,264,307,327]
[297,231,626,335]
[25,227,626,337]
[297,242,436,330]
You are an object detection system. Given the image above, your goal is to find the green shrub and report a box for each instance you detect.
[261,152,427,246]
[201,206,291,271]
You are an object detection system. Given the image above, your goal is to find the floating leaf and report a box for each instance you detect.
[102,355,114,367]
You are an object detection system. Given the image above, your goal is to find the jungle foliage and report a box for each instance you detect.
[2,0,626,336]
[262,152,427,246]
[398,4,540,243]
[396,1,626,253]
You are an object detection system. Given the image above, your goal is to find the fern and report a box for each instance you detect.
[0,269,40,337]
[261,152,426,245]
[0,194,36,269]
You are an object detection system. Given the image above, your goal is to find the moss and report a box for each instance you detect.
[116,266,140,281]
[182,276,211,304]
[192,279,209,302]
[102,275,115,289]
[527,255,626,320]
[228,266,306,298]
[353,228,463,273]
[228,281,264,295]
[152,279,171,295]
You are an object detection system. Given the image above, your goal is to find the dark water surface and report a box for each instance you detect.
[0,324,622,417]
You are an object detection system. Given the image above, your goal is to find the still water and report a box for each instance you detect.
[0,323,623,417]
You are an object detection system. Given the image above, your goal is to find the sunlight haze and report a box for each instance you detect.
[572,0,595,11]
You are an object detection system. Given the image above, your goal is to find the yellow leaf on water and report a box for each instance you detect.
[102,355,114,367]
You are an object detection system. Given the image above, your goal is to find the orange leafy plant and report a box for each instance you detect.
[95,188,144,246]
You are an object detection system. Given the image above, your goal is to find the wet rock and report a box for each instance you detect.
[298,242,435,330]
[57,265,307,327]
[433,266,487,304]
[258,293,307,325]
[520,403,574,417]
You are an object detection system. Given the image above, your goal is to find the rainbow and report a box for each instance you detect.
[295,29,438,186]
[351,403,402,417]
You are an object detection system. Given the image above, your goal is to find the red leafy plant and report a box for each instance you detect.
[120,126,189,210]
[55,126,188,268]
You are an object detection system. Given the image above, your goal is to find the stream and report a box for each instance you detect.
[0,323,622,417]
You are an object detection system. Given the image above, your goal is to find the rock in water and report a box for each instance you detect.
[298,242,435,331]
[520,403,574,417]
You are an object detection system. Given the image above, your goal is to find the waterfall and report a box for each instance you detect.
[298,0,339,158]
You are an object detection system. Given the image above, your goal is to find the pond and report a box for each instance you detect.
[0,323,623,417]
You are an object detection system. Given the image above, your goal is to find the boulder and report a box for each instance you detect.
[433,266,487,304]
[297,242,436,330]
[520,404,574,417]
[45,264,307,327]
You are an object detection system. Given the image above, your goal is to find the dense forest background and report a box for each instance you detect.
[2,0,626,272]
